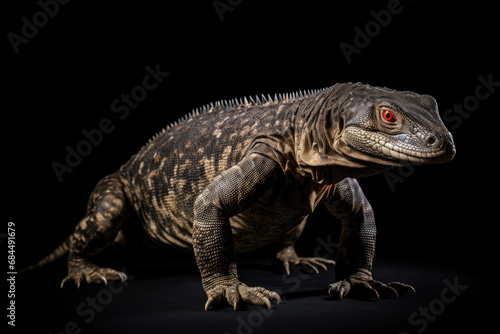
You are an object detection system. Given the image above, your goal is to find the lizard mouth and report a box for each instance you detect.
[342,127,456,165]
[368,138,455,164]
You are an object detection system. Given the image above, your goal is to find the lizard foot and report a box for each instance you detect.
[328,276,415,301]
[204,281,281,311]
[276,246,335,275]
[60,256,127,289]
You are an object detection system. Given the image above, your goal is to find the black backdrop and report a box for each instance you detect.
[4,1,498,333]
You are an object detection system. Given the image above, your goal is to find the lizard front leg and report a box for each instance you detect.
[324,178,415,301]
[193,153,282,311]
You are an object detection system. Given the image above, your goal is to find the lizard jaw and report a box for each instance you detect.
[368,138,455,164]
[341,127,456,166]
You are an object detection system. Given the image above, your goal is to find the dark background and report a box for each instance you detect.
[4,1,498,333]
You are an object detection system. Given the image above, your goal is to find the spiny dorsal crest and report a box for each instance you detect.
[146,87,328,144]
[185,87,327,124]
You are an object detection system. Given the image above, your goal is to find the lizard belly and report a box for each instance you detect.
[230,182,336,253]
[230,202,309,254]
[136,194,309,254]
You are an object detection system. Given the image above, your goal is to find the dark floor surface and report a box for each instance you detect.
[9,250,492,334]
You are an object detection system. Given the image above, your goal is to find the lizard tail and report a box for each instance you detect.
[19,235,73,272]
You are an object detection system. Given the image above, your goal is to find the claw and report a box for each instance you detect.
[118,272,128,282]
[364,287,380,302]
[262,297,272,310]
[269,291,281,304]
[205,297,216,311]
[255,287,281,307]
[206,283,281,311]
[328,277,414,301]
[311,260,328,272]
[60,258,127,290]
[389,282,416,296]
[277,247,335,275]
[227,285,240,311]
[328,280,351,300]
[99,275,108,286]
[283,261,291,275]
[60,276,82,289]
[60,277,69,289]
[370,281,397,299]
[339,286,347,300]
[303,261,320,274]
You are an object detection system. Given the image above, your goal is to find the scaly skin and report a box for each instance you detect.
[25,83,455,310]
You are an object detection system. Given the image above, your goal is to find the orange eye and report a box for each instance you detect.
[382,109,396,123]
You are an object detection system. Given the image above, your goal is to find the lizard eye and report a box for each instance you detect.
[382,109,397,123]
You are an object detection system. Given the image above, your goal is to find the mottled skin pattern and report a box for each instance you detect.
[27,82,456,310]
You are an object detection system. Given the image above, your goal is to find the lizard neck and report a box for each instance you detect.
[291,83,390,184]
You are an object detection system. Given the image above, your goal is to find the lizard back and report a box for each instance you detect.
[116,89,328,250]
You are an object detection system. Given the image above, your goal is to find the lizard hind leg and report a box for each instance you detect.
[276,218,335,275]
[61,174,129,289]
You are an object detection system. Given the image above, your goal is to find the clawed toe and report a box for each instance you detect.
[328,279,351,300]
[60,275,82,289]
[60,265,127,289]
[388,281,416,296]
[282,257,335,275]
[277,247,335,275]
[205,282,281,311]
[328,277,415,301]
[238,285,281,310]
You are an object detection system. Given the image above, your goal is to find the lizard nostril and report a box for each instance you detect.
[426,135,437,146]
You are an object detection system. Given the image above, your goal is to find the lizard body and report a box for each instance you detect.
[26,82,455,309]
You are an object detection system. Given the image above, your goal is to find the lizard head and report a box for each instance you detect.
[334,84,456,167]
[295,83,456,182]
